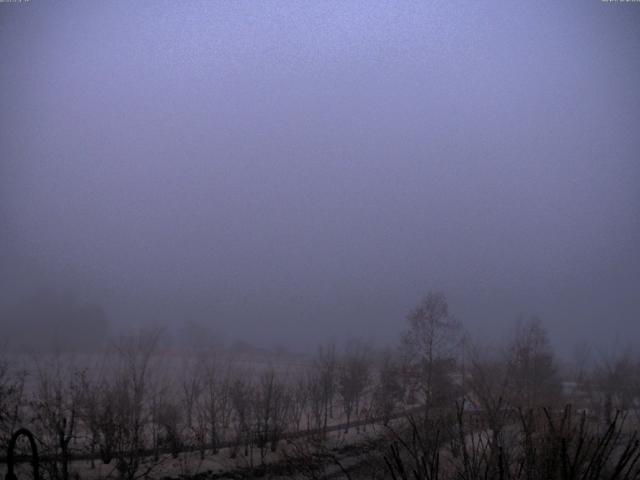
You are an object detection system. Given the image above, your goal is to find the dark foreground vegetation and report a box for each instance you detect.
[384,406,640,480]
[2,292,640,479]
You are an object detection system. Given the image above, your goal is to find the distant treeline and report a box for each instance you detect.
[0,289,289,355]
[0,290,110,352]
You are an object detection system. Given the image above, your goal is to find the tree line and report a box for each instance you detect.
[1,292,639,480]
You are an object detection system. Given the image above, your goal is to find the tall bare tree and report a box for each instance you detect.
[505,317,561,410]
[401,292,462,416]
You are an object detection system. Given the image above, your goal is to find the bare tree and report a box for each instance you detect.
[107,327,163,480]
[401,292,462,417]
[288,374,309,432]
[154,397,182,458]
[306,369,325,433]
[464,342,513,466]
[313,343,338,433]
[0,356,26,447]
[200,354,233,455]
[505,317,561,410]
[252,367,290,463]
[229,371,253,458]
[180,356,203,432]
[585,348,640,424]
[77,369,105,468]
[188,353,212,459]
[372,350,404,426]
[338,341,371,432]
[31,355,83,480]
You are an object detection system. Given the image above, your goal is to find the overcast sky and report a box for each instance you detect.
[1,1,639,353]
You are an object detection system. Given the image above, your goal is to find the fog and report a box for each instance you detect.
[1,1,639,354]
